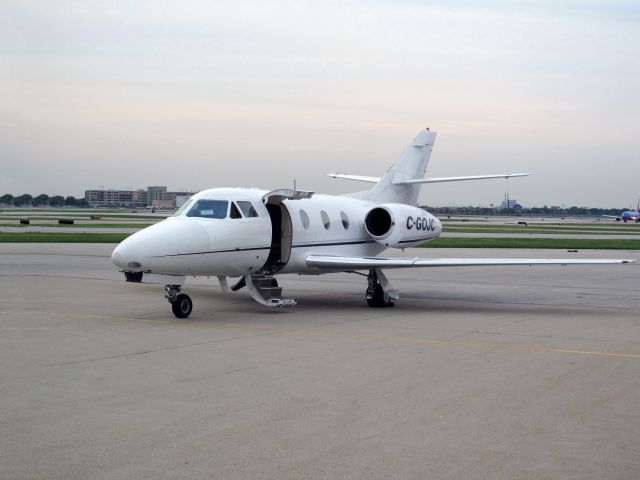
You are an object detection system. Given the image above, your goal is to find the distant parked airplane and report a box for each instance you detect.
[111,129,634,318]
[603,201,640,222]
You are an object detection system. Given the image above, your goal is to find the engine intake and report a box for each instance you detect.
[364,203,442,248]
[365,207,393,237]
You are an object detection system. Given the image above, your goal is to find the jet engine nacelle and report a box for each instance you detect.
[364,203,442,248]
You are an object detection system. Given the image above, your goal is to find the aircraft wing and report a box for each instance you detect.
[306,255,634,270]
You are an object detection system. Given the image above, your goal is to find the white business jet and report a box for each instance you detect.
[111,129,634,318]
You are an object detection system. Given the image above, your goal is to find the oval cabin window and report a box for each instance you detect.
[299,210,310,229]
[340,211,349,229]
[320,210,330,230]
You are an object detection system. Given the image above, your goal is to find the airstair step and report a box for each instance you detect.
[258,286,283,299]
[252,277,278,287]
[247,275,296,307]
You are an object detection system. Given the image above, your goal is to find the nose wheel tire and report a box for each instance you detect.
[171,294,193,318]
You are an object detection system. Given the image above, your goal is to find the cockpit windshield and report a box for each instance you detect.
[185,199,229,219]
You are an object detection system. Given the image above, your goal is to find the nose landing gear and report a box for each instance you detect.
[165,285,193,318]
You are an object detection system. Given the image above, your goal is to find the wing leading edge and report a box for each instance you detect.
[306,255,634,270]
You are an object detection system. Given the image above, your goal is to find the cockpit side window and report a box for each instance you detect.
[174,198,194,216]
[230,202,242,219]
[185,199,229,219]
[237,201,259,218]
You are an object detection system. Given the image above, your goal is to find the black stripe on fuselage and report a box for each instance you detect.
[291,239,376,248]
[150,246,270,258]
[149,239,377,258]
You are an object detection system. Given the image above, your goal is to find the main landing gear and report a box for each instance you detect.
[163,270,396,315]
[165,285,192,318]
[366,269,398,308]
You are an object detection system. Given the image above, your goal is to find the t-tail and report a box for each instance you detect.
[330,128,529,206]
[363,129,436,205]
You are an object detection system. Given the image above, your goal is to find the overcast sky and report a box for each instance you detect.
[1,0,639,207]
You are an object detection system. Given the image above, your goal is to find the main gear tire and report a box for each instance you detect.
[171,294,193,318]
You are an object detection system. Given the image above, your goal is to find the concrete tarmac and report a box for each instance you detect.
[1,244,639,480]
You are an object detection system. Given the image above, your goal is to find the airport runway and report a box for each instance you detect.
[1,244,639,479]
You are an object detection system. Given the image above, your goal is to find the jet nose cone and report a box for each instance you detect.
[111,240,143,270]
[111,245,125,269]
[110,218,211,273]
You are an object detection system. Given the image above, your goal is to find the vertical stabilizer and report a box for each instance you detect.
[360,129,436,205]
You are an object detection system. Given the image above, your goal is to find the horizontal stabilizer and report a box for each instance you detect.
[393,173,530,185]
[306,255,634,270]
[327,173,380,183]
[328,172,529,186]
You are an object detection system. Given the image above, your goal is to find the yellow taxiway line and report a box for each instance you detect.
[3,308,640,360]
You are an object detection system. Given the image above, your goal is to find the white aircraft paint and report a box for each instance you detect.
[111,129,635,317]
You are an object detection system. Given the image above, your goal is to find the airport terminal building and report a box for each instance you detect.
[85,187,195,208]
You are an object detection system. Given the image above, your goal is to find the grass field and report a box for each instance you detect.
[526,222,640,228]
[442,222,640,236]
[443,222,640,230]
[1,232,639,249]
[0,215,165,221]
[0,223,156,229]
[421,237,640,250]
[443,227,640,235]
[0,233,130,243]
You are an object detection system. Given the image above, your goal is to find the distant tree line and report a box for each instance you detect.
[424,205,627,217]
[0,193,629,216]
[0,193,89,208]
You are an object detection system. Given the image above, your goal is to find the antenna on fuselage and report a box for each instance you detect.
[294,179,297,190]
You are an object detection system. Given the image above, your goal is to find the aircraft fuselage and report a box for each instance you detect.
[620,210,640,222]
[110,129,633,317]
[111,187,442,278]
